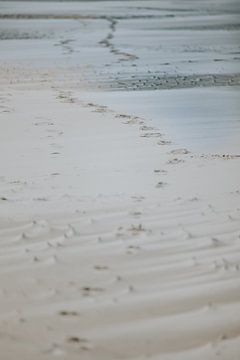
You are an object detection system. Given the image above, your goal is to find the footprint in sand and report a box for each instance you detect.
[211,237,224,248]
[156,181,168,188]
[128,245,141,250]
[33,197,49,201]
[81,286,105,296]
[32,255,57,265]
[66,337,92,351]
[140,125,156,131]
[128,285,135,293]
[141,132,162,138]
[94,265,109,271]
[129,211,142,217]
[154,169,167,175]
[115,228,125,238]
[128,224,146,235]
[119,115,143,125]
[0,106,13,113]
[57,92,75,104]
[212,154,240,160]
[67,337,87,344]
[127,245,142,255]
[58,310,80,317]
[86,102,96,107]
[131,195,145,202]
[157,140,171,145]
[189,196,199,202]
[115,114,131,119]
[64,225,78,238]
[34,121,54,127]
[170,148,190,155]
[230,190,240,195]
[92,105,108,113]
[167,158,185,165]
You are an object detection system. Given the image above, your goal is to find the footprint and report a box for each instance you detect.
[167,158,185,165]
[211,237,224,247]
[189,197,199,202]
[129,211,142,216]
[157,140,171,145]
[66,337,91,350]
[170,148,190,155]
[81,286,105,296]
[115,114,131,119]
[128,224,146,234]
[92,105,108,113]
[141,132,162,138]
[67,337,87,344]
[140,125,156,131]
[33,197,48,201]
[127,245,141,254]
[128,245,141,250]
[58,310,79,316]
[131,195,145,202]
[154,169,167,174]
[94,265,109,271]
[156,181,168,188]
[120,116,143,125]
[34,121,54,127]
[57,92,75,104]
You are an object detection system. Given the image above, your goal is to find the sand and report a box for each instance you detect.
[0,1,240,359]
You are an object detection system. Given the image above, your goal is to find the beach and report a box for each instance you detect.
[0,1,240,359]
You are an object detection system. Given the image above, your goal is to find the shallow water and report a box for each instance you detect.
[82,87,240,154]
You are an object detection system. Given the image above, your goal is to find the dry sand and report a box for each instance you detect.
[0,1,240,359]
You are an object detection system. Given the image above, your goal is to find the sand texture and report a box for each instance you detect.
[0,1,240,359]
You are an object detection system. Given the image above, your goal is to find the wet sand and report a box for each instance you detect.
[80,86,240,153]
[0,1,240,359]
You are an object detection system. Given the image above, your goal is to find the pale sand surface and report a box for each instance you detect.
[0,1,240,359]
